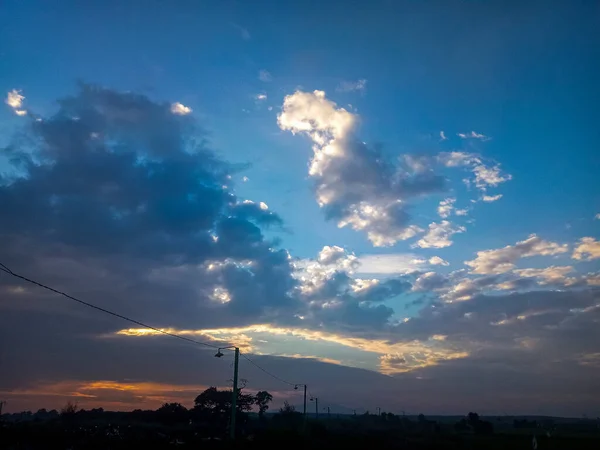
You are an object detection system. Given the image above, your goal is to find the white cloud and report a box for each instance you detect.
[438,151,477,167]
[513,266,576,285]
[317,245,348,265]
[414,221,466,249]
[457,131,490,141]
[428,256,449,266]
[338,204,423,247]
[6,89,27,116]
[255,93,267,101]
[437,198,455,218]
[356,253,425,275]
[259,202,269,210]
[242,176,249,182]
[6,89,24,108]
[259,70,272,82]
[440,131,448,141]
[438,151,511,191]
[278,90,446,247]
[465,234,569,274]
[482,194,503,202]
[572,237,600,261]
[455,208,469,216]
[170,102,192,115]
[336,79,367,93]
[472,165,512,189]
[595,213,600,220]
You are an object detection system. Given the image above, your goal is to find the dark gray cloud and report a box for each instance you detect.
[0,84,297,328]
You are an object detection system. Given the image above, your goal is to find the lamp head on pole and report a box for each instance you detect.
[214,349,224,358]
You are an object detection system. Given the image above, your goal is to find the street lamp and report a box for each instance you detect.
[214,346,239,440]
[310,396,319,420]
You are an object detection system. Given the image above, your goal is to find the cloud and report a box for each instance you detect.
[482,194,503,202]
[2,85,599,418]
[278,90,446,246]
[457,131,490,141]
[231,23,251,40]
[439,131,447,141]
[317,245,349,265]
[438,151,511,191]
[428,256,449,266]
[572,237,600,261]
[513,266,576,285]
[258,70,272,82]
[437,197,455,218]
[472,165,511,189]
[412,271,448,292]
[0,84,298,327]
[595,213,600,220]
[5,89,27,116]
[465,234,569,274]
[170,102,192,115]
[355,254,427,275]
[336,79,367,93]
[255,93,267,101]
[414,221,465,249]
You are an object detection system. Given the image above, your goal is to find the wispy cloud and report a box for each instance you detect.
[482,194,503,202]
[457,131,490,141]
[356,253,426,275]
[259,70,272,82]
[231,23,251,40]
[414,221,466,249]
[336,79,367,93]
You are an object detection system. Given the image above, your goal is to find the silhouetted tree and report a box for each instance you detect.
[60,401,77,419]
[255,391,273,418]
[157,402,188,425]
[279,401,296,415]
[467,412,479,426]
[454,418,469,432]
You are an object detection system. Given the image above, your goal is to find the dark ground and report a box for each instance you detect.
[2,417,599,450]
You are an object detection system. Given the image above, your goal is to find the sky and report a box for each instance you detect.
[0,0,599,417]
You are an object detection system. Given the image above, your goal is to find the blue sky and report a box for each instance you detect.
[1,0,599,416]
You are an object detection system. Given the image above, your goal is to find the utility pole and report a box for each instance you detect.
[215,346,239,440]
[377,407,381,416]
[324,406,330,419]
[295,384,308,431]
[0,400,5,416]
[311,396,319,419]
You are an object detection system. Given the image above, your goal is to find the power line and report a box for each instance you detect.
[1,262,306,391]
[240,352,297,386]
[0,263,219,349]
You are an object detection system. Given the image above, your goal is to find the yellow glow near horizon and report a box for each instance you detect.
[115,324,469,373]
